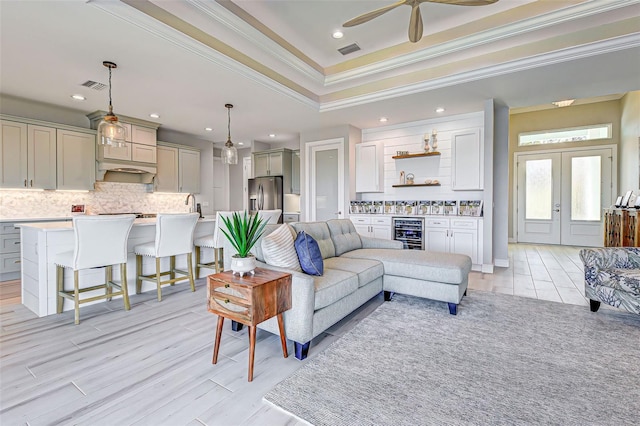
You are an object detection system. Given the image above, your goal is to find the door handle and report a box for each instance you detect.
[554,209,560,212]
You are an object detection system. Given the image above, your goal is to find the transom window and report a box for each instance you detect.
[518,124,611,146]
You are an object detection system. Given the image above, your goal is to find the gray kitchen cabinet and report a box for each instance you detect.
[0,222,21,281]
[0,120,57,189]
[291,150,300,194]
[156,142,200,193]
[252,148,294,193]
[56,129,96,190]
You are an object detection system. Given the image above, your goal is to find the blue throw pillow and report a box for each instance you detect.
[294,231,323,276]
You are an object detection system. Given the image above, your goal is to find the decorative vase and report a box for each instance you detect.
[231,254,256,277]
[423,134,431,152]
[430,130,438,152]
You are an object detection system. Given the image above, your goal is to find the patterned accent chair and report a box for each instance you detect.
[579,247,640,314]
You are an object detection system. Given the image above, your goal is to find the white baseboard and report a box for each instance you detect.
[508,237,517,243]
[494,258,509,268]
[481,264,494,274]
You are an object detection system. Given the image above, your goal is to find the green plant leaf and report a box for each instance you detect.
[220,211,267,257]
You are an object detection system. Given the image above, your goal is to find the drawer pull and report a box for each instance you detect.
[225,299,230,304]
[14,260,21,264]
[14,241,20,245]
[225,283,230,288]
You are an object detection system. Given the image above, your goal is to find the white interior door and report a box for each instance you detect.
[306,139,344,221]
[516,147,615,246]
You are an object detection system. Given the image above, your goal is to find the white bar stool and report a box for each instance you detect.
[194,211,238,278]
[54,214,136,325]
[257,209,282,225]
[134,213,199,301]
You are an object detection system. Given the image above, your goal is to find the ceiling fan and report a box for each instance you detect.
[343,0,499,43]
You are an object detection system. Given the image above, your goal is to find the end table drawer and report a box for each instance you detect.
[208,281,252,323]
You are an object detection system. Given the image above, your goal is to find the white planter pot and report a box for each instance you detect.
[230,255,256,277]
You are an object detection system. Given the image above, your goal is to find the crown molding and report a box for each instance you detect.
[324,0,640,86]
[188,0,325,85]
[319,33,640,112]
[89,0,320,110]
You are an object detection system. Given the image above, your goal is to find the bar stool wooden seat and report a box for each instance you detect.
[134,213,199,301]
[54,214,136,325]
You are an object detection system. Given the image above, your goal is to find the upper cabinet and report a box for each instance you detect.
[87,111,159,164]
[252,148,295,193]
[451,128,483,191]
[291,150,300,194]
[1,117,94,190]
[155,142,200,193]
[355,141,384,193]
[56,129,96,190]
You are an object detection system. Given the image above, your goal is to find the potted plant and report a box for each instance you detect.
[220,211,267,277]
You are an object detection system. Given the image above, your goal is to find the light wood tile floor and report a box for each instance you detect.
[0,244,600,425]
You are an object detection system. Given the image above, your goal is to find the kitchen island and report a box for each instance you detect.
[18,217,215,317]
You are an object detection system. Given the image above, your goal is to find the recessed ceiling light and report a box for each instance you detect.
[238,142,244,146]
[552,99,575,107]
[205,127,213,132]
[149,113,160,119]
[71,94,86,101]
[435,107,445,113]
[332,30,344,39]
[269,134,276,138]
[379,117,388,123]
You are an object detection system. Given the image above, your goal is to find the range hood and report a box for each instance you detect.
[96,160,156,184]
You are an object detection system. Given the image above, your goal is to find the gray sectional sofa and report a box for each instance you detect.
[221,219,472,360]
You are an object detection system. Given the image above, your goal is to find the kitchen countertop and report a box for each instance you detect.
[17,217,215,232]
[1,216,73,223]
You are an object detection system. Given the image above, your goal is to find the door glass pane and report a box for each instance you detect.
[525,159,552,220]
[315,149,338,221]
[571,156,601,221]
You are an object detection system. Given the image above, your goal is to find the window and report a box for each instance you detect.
[518,124,611,146]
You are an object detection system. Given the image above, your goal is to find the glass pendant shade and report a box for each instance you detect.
[98,115,127,147]
[221,103,238,164]
[98,61,127,147]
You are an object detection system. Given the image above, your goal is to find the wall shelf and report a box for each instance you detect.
[392,152,441,160]
[392,183,441,188]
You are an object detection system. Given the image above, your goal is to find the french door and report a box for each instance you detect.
[516,146,615,246]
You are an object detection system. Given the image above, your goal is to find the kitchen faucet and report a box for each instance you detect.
[185,193,196,214]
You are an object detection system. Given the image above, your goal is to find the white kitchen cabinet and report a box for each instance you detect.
[155,142,200,193]
[350,215,392,240]
[102,142,132,161]
[284,213,299,223]
[56,129,96,190]
[452,128,483,190]
[355,141,384,193]
[0,222,21,281]
[425,217,479,265]
[179,148,200,193]
[132,143,157,163]
[1,120,57,189]
[130,125,156,146]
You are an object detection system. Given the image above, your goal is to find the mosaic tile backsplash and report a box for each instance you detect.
[0,182,190,219]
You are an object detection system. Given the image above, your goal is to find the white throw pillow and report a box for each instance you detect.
[261,224,301,272]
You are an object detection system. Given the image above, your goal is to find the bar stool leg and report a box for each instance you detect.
[121,262,130,311]
[170,256,176,283]
[136,255,143,294]
[57,265,64,314]
[195,246,201,279]
[74,270,80,325]
[187,252,195,292]
[156,257,162,302]
[106,265,113,301]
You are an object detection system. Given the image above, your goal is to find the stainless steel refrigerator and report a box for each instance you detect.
[248,176,283,223]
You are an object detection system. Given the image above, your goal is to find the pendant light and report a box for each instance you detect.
[221,103,238,165]
[97,61,127,147]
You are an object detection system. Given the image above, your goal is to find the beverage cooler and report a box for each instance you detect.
[393,217,425,250]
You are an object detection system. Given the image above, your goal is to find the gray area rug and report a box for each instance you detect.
[264,291,640,425]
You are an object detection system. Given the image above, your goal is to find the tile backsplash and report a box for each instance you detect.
[0,182,189,219]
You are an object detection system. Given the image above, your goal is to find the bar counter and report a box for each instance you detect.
[18,217,215,317]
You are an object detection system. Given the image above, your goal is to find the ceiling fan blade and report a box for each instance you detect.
[408,4,424,43]
[426,0,499,6]
[343,0,407,27]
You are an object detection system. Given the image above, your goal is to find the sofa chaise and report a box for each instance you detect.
[220,219,472,359]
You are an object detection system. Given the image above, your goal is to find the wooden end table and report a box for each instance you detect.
[207,267,292,382]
